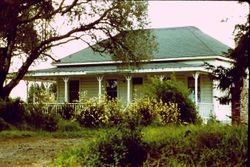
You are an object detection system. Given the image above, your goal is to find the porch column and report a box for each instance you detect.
[97,76,103,102]
[126,76,132,104]
[25,80,29,102]
[159,75,165,82]
[63,77,69,103]
[192,72,200,106]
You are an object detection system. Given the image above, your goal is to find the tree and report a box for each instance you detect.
[0,0,157,100]
[206,2,249,125]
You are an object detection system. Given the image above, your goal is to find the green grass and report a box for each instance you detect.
[0,128,106,139]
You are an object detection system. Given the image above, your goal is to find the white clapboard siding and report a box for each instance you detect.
[80,78,98,98]
[57,78,65,103]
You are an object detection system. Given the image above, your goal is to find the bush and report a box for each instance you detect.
[144,124,248,166]
[25,104,59,131]
[146,75,200,123]
[125,98,157,126]
[125,98,180,126]
[0,117,11,131]
[83,126,147,167]
[0,98,26,126]
[76,98,107,128]
[76,97,124,128]
[156,101,180,125]
[104,99,124,127]
[58,103,75,120]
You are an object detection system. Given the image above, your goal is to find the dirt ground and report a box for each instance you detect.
[0,137,85,167]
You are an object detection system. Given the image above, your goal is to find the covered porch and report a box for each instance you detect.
[24,62,216,122]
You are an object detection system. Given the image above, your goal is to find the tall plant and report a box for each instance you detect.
[146,75,199,123]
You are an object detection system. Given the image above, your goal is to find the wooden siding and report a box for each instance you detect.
[57,78,65,103]
[80,77,98,98]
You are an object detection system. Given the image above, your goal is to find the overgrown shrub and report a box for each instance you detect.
[25,104,59,131]
[104,99,124,127]
[156,101,180,125]
[0,98,26,126]
[144,125,248,166]
[146,75,200,123]
[0,117,11,131]
[58,103,75,120]
[76,98,107,128]
[83,126,147,167]
[125,98,180,126]
[125,98,156,126]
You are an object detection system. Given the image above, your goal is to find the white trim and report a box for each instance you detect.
[26,71,86,77]
[193,72,200,107]
[25,66,209,78]
[125,76,132,105]
[97,76,103,102]
[54,56,233,67]
[63,77,69,103]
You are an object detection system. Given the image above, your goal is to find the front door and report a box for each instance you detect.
[106,79,117,100]
[69,80,79,103]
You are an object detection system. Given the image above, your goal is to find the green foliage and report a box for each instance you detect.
[76,98,107,128]
[57,120,81,132]
[0,0,155,100]
[103,99,124,127]
[143,125,248,167]
[76,96,124,128]
[0,117,11,131]
[83,126,147,167]
[146,75,199,123]
[58,103,75,120]
[0,98,26,126]
[125,98,157,126]
[28,83,56,103]
[125,97,180,126]
[25,104,59,131]
[51,124,248,167]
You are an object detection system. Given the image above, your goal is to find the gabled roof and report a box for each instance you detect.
[56,26,229,65]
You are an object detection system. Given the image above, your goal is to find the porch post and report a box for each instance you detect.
[126,76,132,104]
[159,75,165,82]
[97,76,103,102]
[63,77,69,103]
[193,72,200,106]
[25,80,29,102]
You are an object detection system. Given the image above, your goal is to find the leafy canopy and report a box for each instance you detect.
[0,0,157,99]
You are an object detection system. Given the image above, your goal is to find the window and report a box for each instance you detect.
[69,80,79,103]
[132,77,143,85]
[106,79,117,100]
[188,77,200,102]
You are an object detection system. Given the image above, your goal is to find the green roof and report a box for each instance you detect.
[57,26,229,64]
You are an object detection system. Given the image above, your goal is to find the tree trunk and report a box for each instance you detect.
[231,82,242,125]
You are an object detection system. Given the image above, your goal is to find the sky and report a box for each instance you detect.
[10,1,249,100]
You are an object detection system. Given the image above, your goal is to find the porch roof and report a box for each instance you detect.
[55,26,229,65]
[26,62,205,78]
